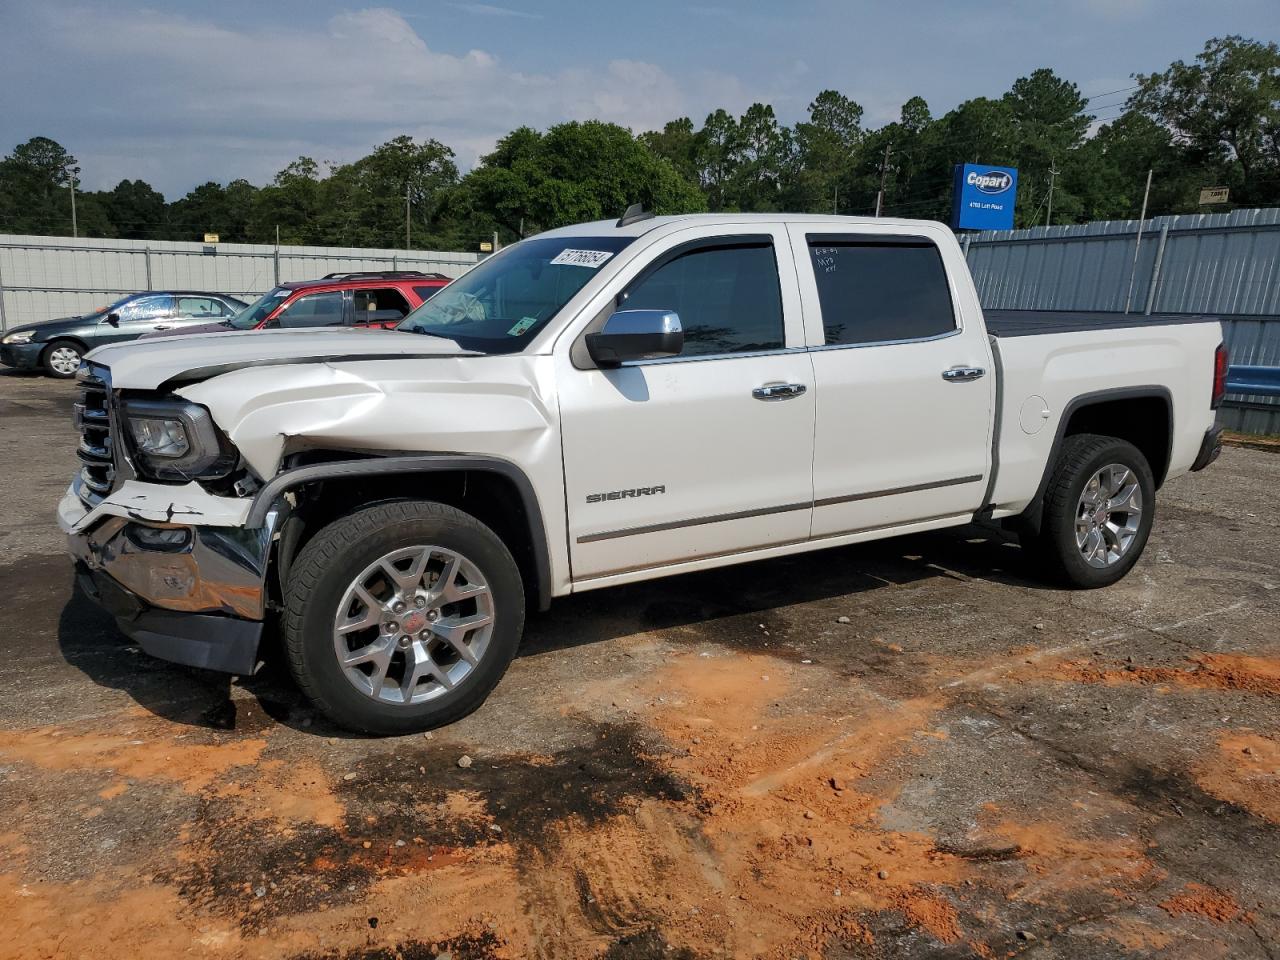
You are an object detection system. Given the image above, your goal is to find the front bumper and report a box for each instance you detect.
[1191,424,1223,472]
[0,341,44,370]
[67,507,280,676]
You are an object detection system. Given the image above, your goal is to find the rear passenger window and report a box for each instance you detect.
[413,284,443,302]
[353,288,411,323]
[808,238,955,346]
[623,243,783,357]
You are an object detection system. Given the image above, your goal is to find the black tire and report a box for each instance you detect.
[283,500,525,735]
[1023,433,1156,588]
[41,339,84,378]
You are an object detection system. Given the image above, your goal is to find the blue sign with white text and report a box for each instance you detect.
[951,163,1018,231]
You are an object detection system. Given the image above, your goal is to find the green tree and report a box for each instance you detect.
[0,136,78,235]
[1131,35,1280,204]
[465,120,704,239]
[788,90,864,212]
[99,179,168,238]
[695,109,740,211]
[639,117,701,185]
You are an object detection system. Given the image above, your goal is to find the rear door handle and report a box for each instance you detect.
[942,366,985,382]
[753,383,807,401]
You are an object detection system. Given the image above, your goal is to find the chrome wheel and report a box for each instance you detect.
[47,345,81,376]
[332,545,494,706]
[1075,463,1142,569]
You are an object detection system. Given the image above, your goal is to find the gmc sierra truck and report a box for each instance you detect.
[59,212,1226,734]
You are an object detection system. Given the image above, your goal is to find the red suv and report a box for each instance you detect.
[156,271,451,337]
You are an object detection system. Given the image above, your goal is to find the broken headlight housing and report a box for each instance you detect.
[121,398,238,481]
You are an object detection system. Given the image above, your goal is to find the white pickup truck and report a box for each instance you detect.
[60,212,1227,733]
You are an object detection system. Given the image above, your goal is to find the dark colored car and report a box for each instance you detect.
[1,292,248,378]
[149,271,451,339]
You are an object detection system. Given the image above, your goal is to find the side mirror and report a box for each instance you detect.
[105,312,120,327]
[585,309,683,368]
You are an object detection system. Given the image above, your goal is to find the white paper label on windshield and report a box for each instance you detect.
[550,248,613,268]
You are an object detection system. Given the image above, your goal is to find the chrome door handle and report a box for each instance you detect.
[152,324,172,331]
[753,382,807,401]
[942,366,985,382]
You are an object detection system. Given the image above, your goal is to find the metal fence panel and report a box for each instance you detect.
[0,234,481,331]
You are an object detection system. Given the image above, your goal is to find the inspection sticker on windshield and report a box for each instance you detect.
[550,248,613,268]
[507,316,538,336]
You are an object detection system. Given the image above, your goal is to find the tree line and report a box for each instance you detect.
[0,35,1275,251]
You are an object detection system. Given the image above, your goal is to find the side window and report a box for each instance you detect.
[413,284,444,303]
[808,237,955,346]
[116,295,174,322]
[177,296,226,318]
[623,243,784,357]
[352,288,411,323]
[275,291,346,328]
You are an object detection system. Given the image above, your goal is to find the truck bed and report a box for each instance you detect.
[985,310,1224,338]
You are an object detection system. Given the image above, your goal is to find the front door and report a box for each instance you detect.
[97,294,176,344]
[558,226,816,582]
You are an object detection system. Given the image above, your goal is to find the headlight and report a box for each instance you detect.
[3,330,35,345]
[121,399,237,480]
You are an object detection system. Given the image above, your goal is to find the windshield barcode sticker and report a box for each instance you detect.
[550,248,613,268]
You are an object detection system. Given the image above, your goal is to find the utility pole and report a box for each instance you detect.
[874,143,892,217]
[68,164,79,239]
[1046,161,1060,227]
[832,184,838,215]
[405,183,411,250]
[1123,168,1154,315]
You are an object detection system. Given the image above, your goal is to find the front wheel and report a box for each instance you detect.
[283,500,525,734]
[42,340,84,378]
[1023,433,1156,588]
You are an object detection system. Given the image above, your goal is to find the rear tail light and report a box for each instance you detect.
[1211,343,1228,409]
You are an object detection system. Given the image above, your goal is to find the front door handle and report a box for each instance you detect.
[152,324,172,331]
[753,382,807,401]
[942,366,985,382]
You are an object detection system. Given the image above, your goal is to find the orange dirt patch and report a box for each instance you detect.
[216,758,346,829]
[0,722,267,793]
[1193,732,1280,824]
[1049,653,1280,696]
[1159,882,1242,923]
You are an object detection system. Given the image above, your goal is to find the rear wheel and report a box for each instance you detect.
[42,340,84,378]
[1023,433,1155,588]
[283,500,525,734]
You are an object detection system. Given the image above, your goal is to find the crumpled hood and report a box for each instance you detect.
[85,327,476,390]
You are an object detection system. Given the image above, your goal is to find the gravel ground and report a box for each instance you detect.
[1,367,1278,960]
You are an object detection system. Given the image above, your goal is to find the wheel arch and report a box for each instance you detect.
[1018,386,1172,536]
[250,454,553,611]
[42,336,91,356]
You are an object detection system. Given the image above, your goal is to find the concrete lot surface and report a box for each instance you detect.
[1,369,1278,959]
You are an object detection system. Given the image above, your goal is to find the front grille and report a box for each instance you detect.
[74,364,115,507]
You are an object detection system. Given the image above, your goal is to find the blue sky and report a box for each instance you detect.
[0,0,1275,198]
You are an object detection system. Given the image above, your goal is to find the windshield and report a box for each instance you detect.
[228,288,291,329]
[397,236,634,352]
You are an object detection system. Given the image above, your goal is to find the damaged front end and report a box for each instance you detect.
[60,363,280,675]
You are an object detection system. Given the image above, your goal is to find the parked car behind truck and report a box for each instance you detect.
[0,292,248,377]
[143,271,451,339]
[59,212,1225,734]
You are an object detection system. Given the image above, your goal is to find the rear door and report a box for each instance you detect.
[789,227,994,538]
[352,287,413,328]
[173,295,233,330]
[558,225,816,582]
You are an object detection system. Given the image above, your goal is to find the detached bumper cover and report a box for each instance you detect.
[75,563,262,674]
[67,506,281,676]
[1191,424,1223,472]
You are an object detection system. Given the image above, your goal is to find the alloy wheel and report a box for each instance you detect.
[332,545,494,705]
[1074,463,1143,569]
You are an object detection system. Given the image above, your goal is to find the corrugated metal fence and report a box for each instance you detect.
[964,208,1280,435]
[0,234,482,332]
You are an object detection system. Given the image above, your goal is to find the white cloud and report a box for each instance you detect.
[446,3,543,18]
[7,5,754,195]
